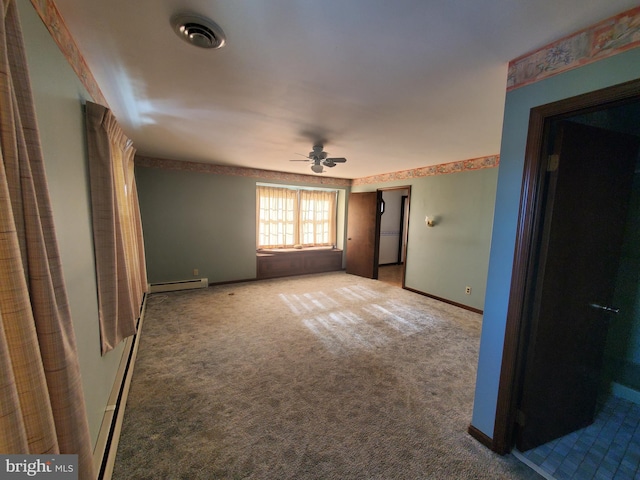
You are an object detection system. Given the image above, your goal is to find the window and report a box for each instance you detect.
[257,185,338,249]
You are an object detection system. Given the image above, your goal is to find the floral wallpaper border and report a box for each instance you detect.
[508,6,640,91]
[136,154,500,186]
[29,0,108,106]
[351,155,500,186]
[135,156,353,187]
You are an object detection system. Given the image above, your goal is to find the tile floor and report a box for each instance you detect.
[515,395,640,479]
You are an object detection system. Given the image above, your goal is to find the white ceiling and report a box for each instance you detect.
[53,0,639,179]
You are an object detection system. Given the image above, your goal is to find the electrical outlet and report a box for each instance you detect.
[193,268,199,276]
[465,286,471,295]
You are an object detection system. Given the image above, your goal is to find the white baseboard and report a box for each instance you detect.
[610,381,640,405]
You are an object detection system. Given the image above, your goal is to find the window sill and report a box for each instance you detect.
[257,246,339,255]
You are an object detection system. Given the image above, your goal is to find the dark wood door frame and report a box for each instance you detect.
[489,78,640,455]
[398,195,408,264]
[378,186,411,288]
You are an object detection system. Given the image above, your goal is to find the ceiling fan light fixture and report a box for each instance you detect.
[171,14,226,49]
[290,143,346,174]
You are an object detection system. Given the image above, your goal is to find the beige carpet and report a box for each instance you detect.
[112,271,539,479]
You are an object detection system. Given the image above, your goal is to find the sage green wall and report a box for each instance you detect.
[352,167,497,311]
[136,166,349,284]
[18,0,126,446]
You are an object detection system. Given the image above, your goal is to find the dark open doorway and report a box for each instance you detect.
[378,187,411,288]
[492,78,640,465]
[346,187,411,286]
[515,119,639,452]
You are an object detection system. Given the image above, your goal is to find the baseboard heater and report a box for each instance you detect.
[148,278,208,293]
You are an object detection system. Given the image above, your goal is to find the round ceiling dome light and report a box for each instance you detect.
[171,13,226,49]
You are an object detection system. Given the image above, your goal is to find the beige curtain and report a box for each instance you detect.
[257,185,298,248]
[85,101,147,355]
[0,1,94,477]
[299,189,337,246]
[257,186,338,248]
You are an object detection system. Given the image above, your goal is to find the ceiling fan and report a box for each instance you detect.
[290,144,347,174]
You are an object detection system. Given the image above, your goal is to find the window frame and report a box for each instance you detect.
[256,184,339,250]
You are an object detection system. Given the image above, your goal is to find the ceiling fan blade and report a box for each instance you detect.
[289,145,344,173]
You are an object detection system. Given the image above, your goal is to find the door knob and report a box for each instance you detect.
[589,303,620,314]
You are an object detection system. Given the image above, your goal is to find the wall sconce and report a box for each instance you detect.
[425,216,435,227]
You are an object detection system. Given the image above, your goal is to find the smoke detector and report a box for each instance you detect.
[171,14,226,49]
